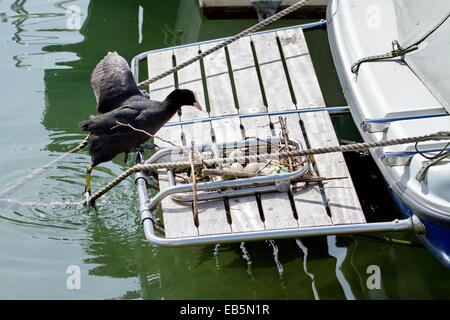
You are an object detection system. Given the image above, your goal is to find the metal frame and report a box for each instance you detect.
[132,21,428,247]
[131,20,326,86]
[134,124,426,246]
[142,137,309,211]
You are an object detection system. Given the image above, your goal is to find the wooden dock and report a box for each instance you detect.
[199,0,328,19]
[146,26,365,239]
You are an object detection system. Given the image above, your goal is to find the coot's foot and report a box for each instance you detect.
[84,190,92,211]
[83,190,97,212]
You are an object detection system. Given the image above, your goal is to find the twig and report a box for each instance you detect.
[175,173,192,183]
[114,121,182,149]
[279,116,293,171]
[256,160,272,175]
[292,175,348,183]
[190,141,199,222]
[202,169,263,178]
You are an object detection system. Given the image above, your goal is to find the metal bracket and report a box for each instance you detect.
[135,172,159,190]
[411,215,427,235]
[275,179,291,192]
[361,121,390,133]
[382,155,412,167]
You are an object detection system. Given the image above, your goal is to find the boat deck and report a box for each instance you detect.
[199,0,328,19]
[142,25,365,239]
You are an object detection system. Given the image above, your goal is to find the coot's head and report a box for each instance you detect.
[167,89,202,111]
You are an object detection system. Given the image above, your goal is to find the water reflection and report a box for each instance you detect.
[1,0,449,299]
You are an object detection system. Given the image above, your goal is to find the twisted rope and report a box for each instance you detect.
[83,131,450,205]
[137,0,311,88]
[351,11,450,73]
[0,135,89,197]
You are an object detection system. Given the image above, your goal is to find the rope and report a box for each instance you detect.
[0,135,89,197]
[351,11,450,73]
[83,131,450,206]
[137,0,311,88]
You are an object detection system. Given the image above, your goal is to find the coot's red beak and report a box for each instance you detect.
[193,102,202,111]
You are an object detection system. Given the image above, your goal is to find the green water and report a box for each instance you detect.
[0,0,449,300]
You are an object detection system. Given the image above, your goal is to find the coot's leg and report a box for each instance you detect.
[84,164,93,210]
[124,152,129,164]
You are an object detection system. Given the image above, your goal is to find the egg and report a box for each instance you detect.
[244,162,263,174]
[229,163,244,172]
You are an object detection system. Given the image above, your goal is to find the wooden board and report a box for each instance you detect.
[198,0,327,19]
[144,26,365,239]
[252,31,331,228]
[279,28,365,224]
[226,36,266,114]
[174,45,232,236]
[148,50,198,238]
[199,42,237,117]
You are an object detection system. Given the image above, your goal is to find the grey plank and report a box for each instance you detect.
[253,30,331,228]
[250,31,295,111]
[224,38,267,232]
[226,36,266,114]
[174,45,210,121]
[147,52,198,238]
[271,115,332,227]
[279,28,365,224]
[199,42,237,117]
[175,45,231,236]
[277,28,325,108]
[211,116,266,232]
[147,50,180,123]
[299,111,366,224]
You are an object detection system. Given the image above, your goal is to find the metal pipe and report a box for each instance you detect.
[362,113,448,124]
[134,158,425,247]
[145,136,287,164]
[141,216,416,247]
[162,106,350,128]
[147,164,307,211]
[172,185,278,202]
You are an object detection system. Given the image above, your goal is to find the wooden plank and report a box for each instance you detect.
[174,45,231,236]
[272,115,332,227]
[226,37,266,114]
[147,50,180,123]
[219,38,267,232]
[299,111,366,224]
[277,28,325,108]
[244,115,300,230]
[199,42,237,117]
[211,116,266,233]
[174,45,209,121]
[252,31,331,228]
[250,31,295,111]
[148,52,198,238]
[279,28,365,224]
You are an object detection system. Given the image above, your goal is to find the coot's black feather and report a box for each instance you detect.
[80,88,199,167]
[90,51,142,114]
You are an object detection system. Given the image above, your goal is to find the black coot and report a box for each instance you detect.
[80,52,202,207]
